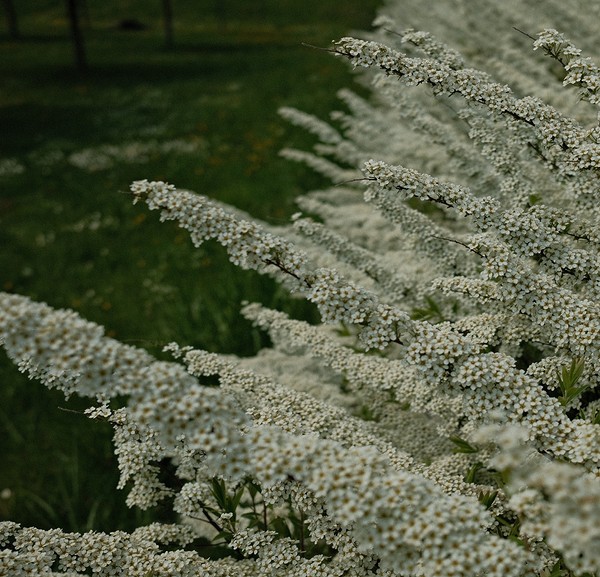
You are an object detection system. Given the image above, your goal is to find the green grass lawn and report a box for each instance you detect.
[0,0,379,532]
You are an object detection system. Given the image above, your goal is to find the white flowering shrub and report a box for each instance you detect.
[2,1,600,576]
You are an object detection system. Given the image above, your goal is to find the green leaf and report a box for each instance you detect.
[464,461,482,483]
[270,516,292,538]
[559,356,585,387]
[557,357,587,406]
[449,436,479,454]
[230,485,245,512]
[246,480,261,499]
[548,561,564,577]
[240,505,262,531]
[213,530,233,543]
[356,404,378,422]
[478,490,498,509]
[202,505,221,518]
[410,296,444,322]
[210,478,228,510]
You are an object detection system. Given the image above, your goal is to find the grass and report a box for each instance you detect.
[0,0,380,532]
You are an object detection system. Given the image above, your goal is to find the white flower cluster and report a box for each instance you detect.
[68,139,202,172]
[534,28,600,106]
[0,157,25,177]
[4,1,600,576]
[0,138,202,179]
[475,424,600,575]
[0,293,525,577]
[292,215,411,303]
[130,179,308,276]
[0,522,209,577]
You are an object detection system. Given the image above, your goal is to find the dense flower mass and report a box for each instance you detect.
[2,1,600,576]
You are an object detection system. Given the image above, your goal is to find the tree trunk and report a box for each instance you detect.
[161,0,174,48]
[66,0,87,72]
[2,0,19,39]
[79,0,91,29]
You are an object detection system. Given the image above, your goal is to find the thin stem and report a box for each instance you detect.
[429,234,484,257]
[198,507,224,534]
[58,407,86,416]
[263,499,268,531]
[301,42,336,53]
[299,509,305,552]
[262,258,313,289]
[335,177,376,186]
[512,26,536,42]
[250,490,258,521]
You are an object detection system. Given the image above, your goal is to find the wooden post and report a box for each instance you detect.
[162,0,174,49]
[66,0,87,72]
